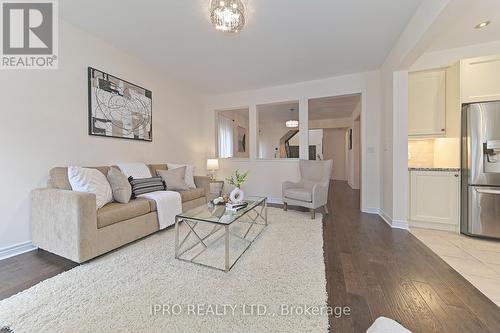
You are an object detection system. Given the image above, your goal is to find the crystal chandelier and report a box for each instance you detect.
[210,0,245,33]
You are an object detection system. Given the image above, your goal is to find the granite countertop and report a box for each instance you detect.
[408,167,461,172]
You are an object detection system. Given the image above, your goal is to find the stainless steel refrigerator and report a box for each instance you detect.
[462,101,500,239]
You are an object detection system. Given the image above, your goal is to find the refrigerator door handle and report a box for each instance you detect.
[475,188,500,195]
[484,141,500,163]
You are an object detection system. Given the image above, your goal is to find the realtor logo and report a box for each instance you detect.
[1,0,58,69]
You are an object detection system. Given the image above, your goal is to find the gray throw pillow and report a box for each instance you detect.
[157,167,190,191]
[107,167,132,203]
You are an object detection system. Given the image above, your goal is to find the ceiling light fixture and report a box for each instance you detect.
[285,108,298,128]
[475,21,491,29]
[210,0,245,33]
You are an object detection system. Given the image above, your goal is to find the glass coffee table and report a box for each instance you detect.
[175,196,267,272]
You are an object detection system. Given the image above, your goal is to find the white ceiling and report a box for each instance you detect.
[219,108,249,120]
[428,0,500,52]
[258,101,299,123]
[309,94,360,120]
[60,0,423,94]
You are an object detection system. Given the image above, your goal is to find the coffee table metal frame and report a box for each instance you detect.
[174,197,268,272]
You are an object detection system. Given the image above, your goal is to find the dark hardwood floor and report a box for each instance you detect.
[0,247,77,301]
[1,181,499,333]
[324,181,500,332]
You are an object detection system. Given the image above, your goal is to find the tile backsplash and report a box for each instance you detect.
[408,138,460,168]
[408,139,434,167]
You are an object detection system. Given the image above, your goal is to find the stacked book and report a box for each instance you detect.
[225,201,248,212]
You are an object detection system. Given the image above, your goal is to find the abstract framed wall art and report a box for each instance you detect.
[88,67,152,141]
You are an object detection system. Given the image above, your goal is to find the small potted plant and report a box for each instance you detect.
[226,169,248,203]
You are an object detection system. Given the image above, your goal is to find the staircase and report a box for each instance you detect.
[279,130,299,158]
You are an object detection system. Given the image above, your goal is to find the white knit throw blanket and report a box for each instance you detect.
[139,191,182,229]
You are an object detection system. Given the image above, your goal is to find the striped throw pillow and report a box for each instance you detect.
[128,176,166,198]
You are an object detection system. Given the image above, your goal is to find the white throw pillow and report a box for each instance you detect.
[68,166,113,209]
[167,163,196,189]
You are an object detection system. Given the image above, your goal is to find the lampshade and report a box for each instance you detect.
[207,159,219,170]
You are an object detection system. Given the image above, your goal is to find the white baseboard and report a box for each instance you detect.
[378,209,409,230]
[391,219,409,230]
[378,209,393,227]
[409,220,458,233]
[0,241,37,261]
[362,207,379,214]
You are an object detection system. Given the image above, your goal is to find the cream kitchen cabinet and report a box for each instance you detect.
[409,170,460,231]
[462,55,500,103]
[408,69,446,137]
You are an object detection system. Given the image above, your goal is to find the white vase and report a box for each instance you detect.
[230,188,245,203]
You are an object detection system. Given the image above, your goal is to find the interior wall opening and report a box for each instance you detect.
[256,100,300,159]
[216,108,250,159]
[308,94,362,191]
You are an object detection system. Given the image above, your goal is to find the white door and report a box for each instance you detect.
[408,70,446,136]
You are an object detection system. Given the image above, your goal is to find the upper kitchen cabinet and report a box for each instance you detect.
[462,55,500,103]
[408,69,446,137]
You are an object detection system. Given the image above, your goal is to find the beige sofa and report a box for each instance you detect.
[31,164,210,263]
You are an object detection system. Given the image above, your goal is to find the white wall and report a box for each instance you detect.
[379,0,453,228]
[323,129,346,180]
[218,109,250,158]
[309,117,351,129]
[0,21,204,254]
[347,118,361,189]
[410,40,500,71]
[203,71,381,211]
[308,129,323,160]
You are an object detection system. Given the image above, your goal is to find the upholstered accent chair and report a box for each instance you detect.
[282,159,333,219]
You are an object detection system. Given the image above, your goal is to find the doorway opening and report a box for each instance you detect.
[308,94,362,192]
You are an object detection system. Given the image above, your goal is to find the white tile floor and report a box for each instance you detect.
[411,227,500,307]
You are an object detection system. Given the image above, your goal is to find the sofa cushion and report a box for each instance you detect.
[49,166,110,190]
[157,167,190,191]
[129,176,166,199]
[284,188,312,202]
[68,166,113,209]
[107,167,132,203]
[148,164,168,177]
[167,163,196,189]
[178,188,205,203]
[97,198,152,228]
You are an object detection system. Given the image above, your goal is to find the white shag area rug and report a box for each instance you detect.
[0,207,328,333]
